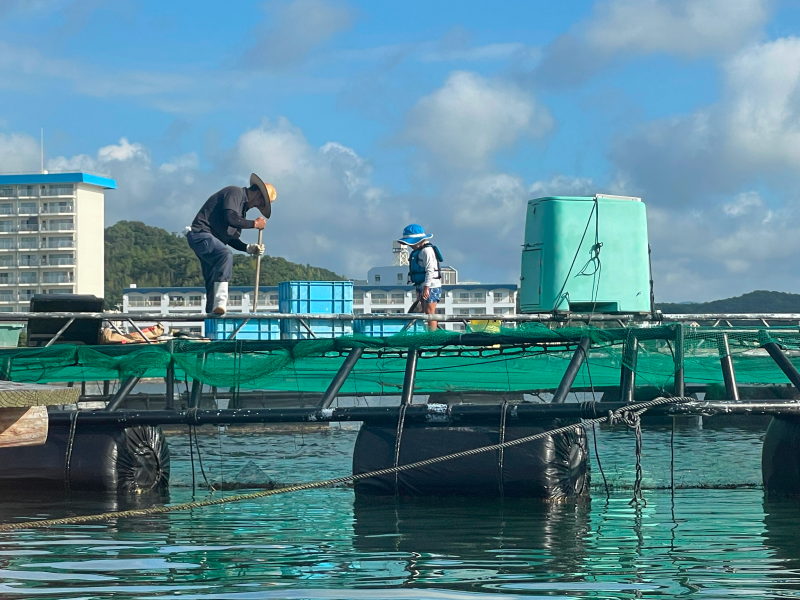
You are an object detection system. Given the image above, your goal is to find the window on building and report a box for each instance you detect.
[0,221,13,233]
[387,309,403,314]
[47,253,73,266]
[47,185,73,196]
[19,237,36,250]
[0,204,12,214]
[19,272,36,284]
[48,219,73,231]
[18,186,35,197]
[396,273,403,282]
[471,308,486,315]
[0,255,12,267]
[390,292,405,304]
[127,295,146,307]
[374,274,381,283]
[169,296,186,307]
[452,323,466,332]
[0,291,12,301]
[435,308,445,315]
[48,236,73,248]
[496,307,513,315]
[353,291,364,305]
[19,202,37,214]
[441,269,457,285]
[372,309,388,314]
[471,291,486,302]
[48,288,72,294]
[188,295,203,306]
[456,292,470,303]
[354,308,364,315]
[229,294,242,306]
[371,292,387,304]
[0,239,13,250]
[19,217,38,232]
[0,188,12,199]
[42,271,72,284]
[147,295,161,306]
[456,308,470,315]
[268,293,279,305]
[493,292,505,303]
[20,289,35,300]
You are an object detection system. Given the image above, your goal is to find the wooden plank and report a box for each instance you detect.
[0,406,48,448]
[0,380,80,408]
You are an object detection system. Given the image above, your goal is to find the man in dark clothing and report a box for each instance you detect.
[187,173,276,314]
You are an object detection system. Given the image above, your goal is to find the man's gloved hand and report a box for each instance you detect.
[246,243,265,256]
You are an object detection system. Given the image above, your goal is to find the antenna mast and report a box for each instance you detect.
[40,128,44,173]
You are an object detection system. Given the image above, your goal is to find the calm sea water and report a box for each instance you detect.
[1,422,799,599]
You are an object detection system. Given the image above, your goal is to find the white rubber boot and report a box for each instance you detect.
[213,281,229,315]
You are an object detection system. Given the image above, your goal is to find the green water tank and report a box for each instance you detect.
[519,195,651,314]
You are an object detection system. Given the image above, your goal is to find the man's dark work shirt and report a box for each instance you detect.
[191,186,254,251]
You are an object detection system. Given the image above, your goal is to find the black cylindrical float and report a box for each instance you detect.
[762,416,800,499]
[0,425,170,493]
[352,420,589,499]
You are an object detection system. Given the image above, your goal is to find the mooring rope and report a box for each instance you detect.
[0,396,690,532]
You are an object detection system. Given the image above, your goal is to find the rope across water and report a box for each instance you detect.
[0,396,689,532]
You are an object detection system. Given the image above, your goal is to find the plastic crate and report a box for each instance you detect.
[281,319,353,339]
[205,318,281,340]
[278,281,353,314]
[354,319,426,337]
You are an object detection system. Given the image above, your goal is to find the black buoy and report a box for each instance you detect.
[352,419,589,499]
[0,425,170,493]
[762,416,800,498]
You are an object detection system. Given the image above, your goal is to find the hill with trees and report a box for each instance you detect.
[657,290,800,314]
[104,221,345,308]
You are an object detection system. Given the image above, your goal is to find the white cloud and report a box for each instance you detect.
[529,175,597,197]
[536,0,771,86]
[240,0,355,71]
[0,132,40,172]
[722,191,763,216]
[401,71,553,172]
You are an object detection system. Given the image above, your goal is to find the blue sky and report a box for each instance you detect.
[1,0,799,301]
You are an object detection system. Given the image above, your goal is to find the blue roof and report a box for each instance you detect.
[0,172,117,190]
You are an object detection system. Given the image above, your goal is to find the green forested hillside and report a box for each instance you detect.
[657,290,800,314]
[104,221,345,308]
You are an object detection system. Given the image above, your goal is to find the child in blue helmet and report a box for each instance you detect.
[397,224,442,331]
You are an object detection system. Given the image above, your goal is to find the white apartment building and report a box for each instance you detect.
[0,172,115,311]
[123,267,517,334]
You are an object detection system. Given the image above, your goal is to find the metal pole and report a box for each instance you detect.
[165,359,175,410]
[105,376,140,411]
[317,347,364,409]
[190,379,202,408]
[400,348,419,406]
[620,331,638,403]
[551,337,591,404]
[44,316,75,347]
[253,229,264,312]
[126,318,154,345]
[673,324,685,397]
[717,334,740,401]
[102,380,109,396]
[764,342,800,392]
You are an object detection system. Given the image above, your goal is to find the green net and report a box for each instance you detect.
[1,323,799,395]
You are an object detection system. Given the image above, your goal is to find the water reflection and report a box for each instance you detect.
[354,496,592,588]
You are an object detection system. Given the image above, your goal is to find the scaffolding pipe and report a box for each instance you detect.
[551,337,591,404]
[400,348,419,406]
[317,347,364,409]
[718,334,740,401]
[764,342,800,392]
[104,376,141,411]
[620,331,638,403]
[674,324,685,397]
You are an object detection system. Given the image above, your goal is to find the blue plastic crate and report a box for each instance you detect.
[281,319,353,339]
[278,281,353,314]
[205,318,281,340]
[354,319,426,337]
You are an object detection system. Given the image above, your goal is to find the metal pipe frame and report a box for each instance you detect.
[8,311,800,323]
[551,336,591,404]
[674,324,685,397]
[763,342,800,392]
[718,334,740,401]
[400,348,419,405]
[44,316,75,347]
[165,359,175,410]
[104,376,141,411]
[46,400,800,428]
[317,347,365,409]
[620,331,638,403]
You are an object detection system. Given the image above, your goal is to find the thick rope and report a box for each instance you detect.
[0,396,689,532]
